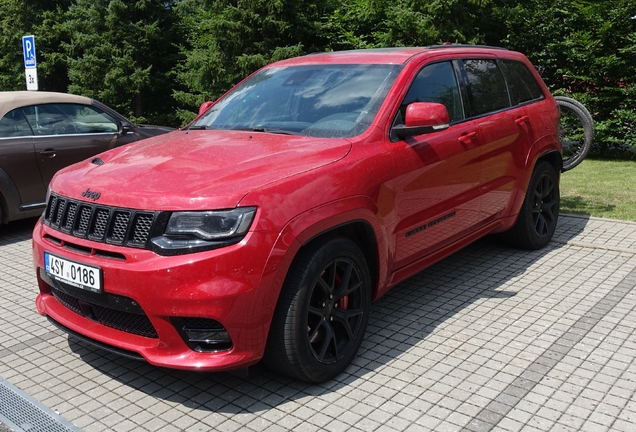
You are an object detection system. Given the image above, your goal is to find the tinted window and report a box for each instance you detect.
[462,59,510,116]
[0,109,32,138]
[500,60,545,105]
[23,104,118,135]
[400,61,463,122]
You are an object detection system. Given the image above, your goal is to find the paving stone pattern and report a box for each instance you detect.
[1,215,635,431]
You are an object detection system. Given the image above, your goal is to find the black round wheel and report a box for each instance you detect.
[500,161,560,249]
[263,237,371,383]
[554,96,594,172]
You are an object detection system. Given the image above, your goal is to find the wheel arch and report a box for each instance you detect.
[0,167,22,223]
[494,147,562,235]
[302,219,380,300]
[497,158,560,249]
[262,234,374,382]
[0,191,6,224]
[537,149,563,174]
[251,197,389,359]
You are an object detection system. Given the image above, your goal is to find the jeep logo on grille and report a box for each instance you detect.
[81,188,101,201]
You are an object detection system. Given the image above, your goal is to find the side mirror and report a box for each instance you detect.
[199,101,215,116]
[393,102,451,139]
[120,121,134,135]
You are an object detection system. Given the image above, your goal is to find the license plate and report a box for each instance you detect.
[44,252,102,293]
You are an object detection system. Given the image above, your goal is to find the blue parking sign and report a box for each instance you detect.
[22,35,36,68]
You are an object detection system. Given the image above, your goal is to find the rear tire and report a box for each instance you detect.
[263,237,371,383]
[500,161,560,249]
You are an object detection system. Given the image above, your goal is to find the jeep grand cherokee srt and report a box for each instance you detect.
[33,46,561,383]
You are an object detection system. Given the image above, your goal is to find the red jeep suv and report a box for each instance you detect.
[33,46,561,383]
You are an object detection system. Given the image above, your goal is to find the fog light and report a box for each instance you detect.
[174,318,233,352]
[185,330,231,344]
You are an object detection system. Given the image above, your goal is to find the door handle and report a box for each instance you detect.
[458,131,477,144]
[515,115,530,134]
[39,148,57,158]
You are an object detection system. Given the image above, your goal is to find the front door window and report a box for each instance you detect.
[22,103,119,136]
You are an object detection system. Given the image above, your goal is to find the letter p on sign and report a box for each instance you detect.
[22,35,38,91]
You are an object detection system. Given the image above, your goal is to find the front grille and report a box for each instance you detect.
[110,212,130,242]
[91,303,157,338]
[49,285,158,338]
[76,206,91,235]
[43,193,158,249]
[132,214,154,244]
[64,202,78,231]
[90,208,110,240]
[52,286,83,315]
[47,195,58,220]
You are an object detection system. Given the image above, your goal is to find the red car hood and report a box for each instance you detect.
[51,130,351,210]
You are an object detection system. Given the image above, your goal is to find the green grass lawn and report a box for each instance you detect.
[560,159,636,222]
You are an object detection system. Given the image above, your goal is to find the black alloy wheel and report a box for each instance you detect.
[531,169,559,239]
[499,161,560,250]
[306,256,366,364]
[263,237,371,383]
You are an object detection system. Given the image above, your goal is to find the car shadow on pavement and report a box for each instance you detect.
[0,217,39,246]
[62,215,589,414]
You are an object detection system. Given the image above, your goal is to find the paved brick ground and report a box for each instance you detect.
[1,214,635,431]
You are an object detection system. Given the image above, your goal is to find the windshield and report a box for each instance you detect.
[191,64,402,138]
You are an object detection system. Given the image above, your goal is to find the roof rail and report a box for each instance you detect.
[427,44,508,51]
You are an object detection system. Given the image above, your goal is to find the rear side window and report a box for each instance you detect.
[500,60,545,105]
[0,109,32,138]
[400,61,463,122]
[462,59,510,116]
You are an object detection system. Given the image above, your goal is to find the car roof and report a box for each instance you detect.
[0,91,93,120]
[266,45,511,67]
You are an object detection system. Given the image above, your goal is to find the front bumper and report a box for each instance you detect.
[33,220,280,371]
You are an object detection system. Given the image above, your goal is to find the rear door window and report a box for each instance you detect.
[499,60,545,105]
[0,109,33,137]
[461,59,510,116]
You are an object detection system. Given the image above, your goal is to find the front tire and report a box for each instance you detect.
[500,161,560,249]
[263,237,371,383]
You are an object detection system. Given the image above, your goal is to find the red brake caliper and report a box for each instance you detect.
[334,273,349,310]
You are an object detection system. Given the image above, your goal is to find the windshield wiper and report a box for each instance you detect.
[189,125,298,135]
[248,127,296,135]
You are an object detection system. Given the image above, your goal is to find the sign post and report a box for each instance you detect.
[22,35,38,91]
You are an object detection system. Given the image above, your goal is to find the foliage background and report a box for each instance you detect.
[0,0,634,153]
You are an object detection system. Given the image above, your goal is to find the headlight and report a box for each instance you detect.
[151,207,256,255]
[166,208,256,240]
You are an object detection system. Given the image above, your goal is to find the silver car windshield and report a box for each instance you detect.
[191,64,402,138]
